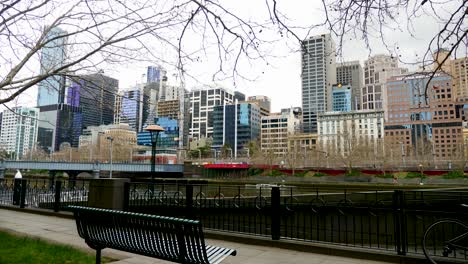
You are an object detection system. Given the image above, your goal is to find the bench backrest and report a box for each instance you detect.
[68,206,210,264]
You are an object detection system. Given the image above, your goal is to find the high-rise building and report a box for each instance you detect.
[157,100,179,120]
[0,107,39,159]
[67,73,118,130]
[116,84,150,132]
[234,91,246,102]
[37,27,67,106]
[362,55,407,118]
[301,34,336,133]
[385,72,461,160]
[147,66,167,83]
[189,87,234,139]
[138,117,179,152]
[261,107,302,157]
[212,103,261,156]
[36,104,82,151]
[336,61,363,110]
[332,84,352,112]
[451,57,468,101]
[245,95,271,116]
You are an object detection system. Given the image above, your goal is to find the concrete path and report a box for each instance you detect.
[0,208,395,264]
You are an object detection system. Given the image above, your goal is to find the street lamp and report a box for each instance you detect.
[106,136,114,179]
[144,125,164,186]
[419,164,424,185]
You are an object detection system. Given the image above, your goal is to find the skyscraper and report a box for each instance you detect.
[147,66,167,83]
[189,87,234,139]
[362,55,407,118]
[0,107,39,159]
[114,83,156,132]
[385,72,461,160]
[67,73,119,130]
[336,61,363,110]
[301,34,336,133]
[37,27,67,106]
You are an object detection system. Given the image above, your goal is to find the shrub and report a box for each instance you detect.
[294,171,308,177]
[443,170,466,179]
[247,168,264,176]
[406,171,426,179]
[313,172,326,177]
[270,169,283,177]
[345,169,361,177]
[376,173,394,178]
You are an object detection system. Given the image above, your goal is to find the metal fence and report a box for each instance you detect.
[2,178,468,261]
[0,178,89,211]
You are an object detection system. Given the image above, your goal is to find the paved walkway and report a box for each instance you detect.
[0,209,395,264]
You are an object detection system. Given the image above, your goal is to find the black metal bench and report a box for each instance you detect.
[68,206,236,264]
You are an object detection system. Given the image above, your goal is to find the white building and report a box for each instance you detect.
[0,107,39,159]
[362,55,407,119]
[261,108,302,156]
[189,87,234,139]
[301,33,336,133]
[318,110,384,155]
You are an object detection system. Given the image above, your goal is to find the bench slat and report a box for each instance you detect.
[69,206,236,264]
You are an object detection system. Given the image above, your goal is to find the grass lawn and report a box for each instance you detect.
[0,230,113,264]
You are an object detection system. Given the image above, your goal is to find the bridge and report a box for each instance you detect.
[0,160,184,178]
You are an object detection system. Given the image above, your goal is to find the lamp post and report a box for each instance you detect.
[197,149,201,164]
[419,163,424,185]
[106,136,114,179]
[144,125,164,187]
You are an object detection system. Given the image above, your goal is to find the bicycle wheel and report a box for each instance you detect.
[423,219,468,264]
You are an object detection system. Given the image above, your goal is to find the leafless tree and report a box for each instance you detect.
[321,0,467,97]
[0,0,303,106]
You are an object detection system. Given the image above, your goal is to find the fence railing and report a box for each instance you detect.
[2,178,468,261]
[0,178,89,211]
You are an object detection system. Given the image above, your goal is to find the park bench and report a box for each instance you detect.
[68,206,236,264]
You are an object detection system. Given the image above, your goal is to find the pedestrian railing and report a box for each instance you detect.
[2,178,468,260]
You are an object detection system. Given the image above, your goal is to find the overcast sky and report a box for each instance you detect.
[10,0,455,113]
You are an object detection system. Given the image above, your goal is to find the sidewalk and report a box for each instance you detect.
[0,208,395,264]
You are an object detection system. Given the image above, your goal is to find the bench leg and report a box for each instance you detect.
[96,249,101,264]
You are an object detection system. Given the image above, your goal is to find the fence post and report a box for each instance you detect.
[186,184,194,219]
[12,178,21,206]
[393,190,407,256]
[271,186,281,240]
[19,179,27,209]
[54,181,62,212]
[123,182,130,211]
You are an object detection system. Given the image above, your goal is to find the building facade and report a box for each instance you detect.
[385,72,462,160]
[212,103,261,157]
[318,110,384,156]
[336,61,363,110]
[332,84,352,112]
[189,87,234,140]
[157,100,179,120]
[137,117,179,153]
[0,107,39,159]
[68,73,118,129]
[261,108,302,157]
[245,95,271,116]
[301,34,336,133]
[362,55,407,116]
[37,27,67,106]
[114,83,157,132]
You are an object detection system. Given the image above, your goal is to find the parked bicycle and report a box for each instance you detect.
[422,205,468,264]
